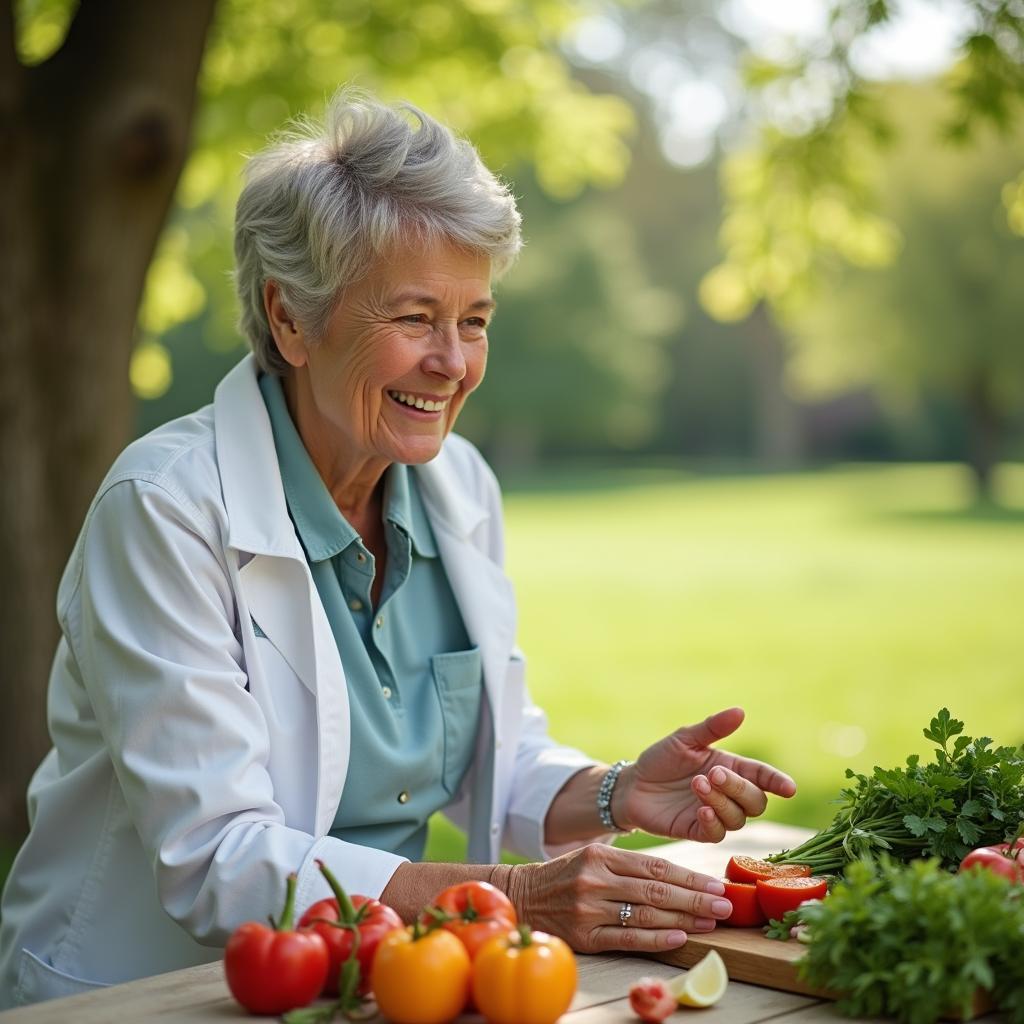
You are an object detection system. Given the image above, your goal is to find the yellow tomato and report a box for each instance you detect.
[471,926,577,1024]
[371,925,471,1024]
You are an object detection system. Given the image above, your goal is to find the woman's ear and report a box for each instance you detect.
[263,280,308,369]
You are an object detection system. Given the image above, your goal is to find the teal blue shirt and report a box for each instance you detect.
[258,374,482,862]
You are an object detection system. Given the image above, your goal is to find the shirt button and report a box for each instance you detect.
[382,686,393,700]
[490,823,500,836]
[348,598,363,612]
[397,790,410,804]
[356,551,367,564]
[375,615,384,629]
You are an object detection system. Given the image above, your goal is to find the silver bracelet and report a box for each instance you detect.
[597,759,633,832]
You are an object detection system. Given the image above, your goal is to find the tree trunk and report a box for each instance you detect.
[0,0,217,846]
[746,302,804,468]
[963,371,1000,503]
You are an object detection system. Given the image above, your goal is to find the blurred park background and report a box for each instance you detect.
[3,0,1024,881]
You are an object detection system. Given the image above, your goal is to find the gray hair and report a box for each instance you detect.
[233,87,523,375]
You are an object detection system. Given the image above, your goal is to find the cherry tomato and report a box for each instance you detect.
[725,856,811,883]
[471,926,577,1024]
[371,925,471,1024]
[629,976,677,1022]
[959,841,1024,883]
[720,880,766,927]
[224,874,329,1016]
[755,876,828,922]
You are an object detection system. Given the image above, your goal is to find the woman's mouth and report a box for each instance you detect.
[387,390,450,415]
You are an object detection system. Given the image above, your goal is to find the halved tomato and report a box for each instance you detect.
[720,881,766,928]
[725,856,811,884]
[755,876,827,922]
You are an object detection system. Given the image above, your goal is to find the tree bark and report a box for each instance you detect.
[963,371,1000,503]
[0,0,217,845]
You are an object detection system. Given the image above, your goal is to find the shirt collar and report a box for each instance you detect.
[390,465,438,558]
[258,372,359,562]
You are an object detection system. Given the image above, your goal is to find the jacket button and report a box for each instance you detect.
[397,790,410,804]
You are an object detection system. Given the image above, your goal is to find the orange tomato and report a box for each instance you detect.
[371,925,471,1024]
[471,926,577,1024]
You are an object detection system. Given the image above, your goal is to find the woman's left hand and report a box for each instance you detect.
[615,707,797,842]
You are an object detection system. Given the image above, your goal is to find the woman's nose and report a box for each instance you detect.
[425,323,467,381]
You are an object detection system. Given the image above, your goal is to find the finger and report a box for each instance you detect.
[692,774,755,830]
[729,755,798,799]
[602,846,726,898]
[690,803,728,843]
[706,766,769,817]
[587,925,690,954]
[609,862,733,922]
[672,706,745,749]
[600,900,718,934]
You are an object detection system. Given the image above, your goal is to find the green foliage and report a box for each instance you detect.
[769,709,1024,874]
[15,0,636,400]
[792,857,1024,1023]
[704,0,1024,320]
[781,84,1024,464]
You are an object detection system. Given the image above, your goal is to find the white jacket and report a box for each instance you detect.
[0,356,601,1008]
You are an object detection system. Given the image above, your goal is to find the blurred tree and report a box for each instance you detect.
[1,0,633,844]
[700,0,1024,496]
[785,84,1024,496]
[459,181,682,467]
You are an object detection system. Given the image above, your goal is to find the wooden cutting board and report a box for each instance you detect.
[652,926,826,998]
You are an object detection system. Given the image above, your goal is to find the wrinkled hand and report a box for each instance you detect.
[507,845,732,954]
[615,707,797,843]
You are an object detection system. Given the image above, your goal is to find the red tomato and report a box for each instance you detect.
[959,841,1024,883]
[420,880,518,960]
[299,892,403,995]
[629,976,677,1022]
[755,876,828,922]
[725,856,811,883]
[297,860,404,997]
[720,881,766,927]
[224,874,329,1015]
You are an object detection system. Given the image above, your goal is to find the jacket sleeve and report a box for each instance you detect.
[64,476,405,947]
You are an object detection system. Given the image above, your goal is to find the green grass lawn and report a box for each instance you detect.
[426,461,1024,861]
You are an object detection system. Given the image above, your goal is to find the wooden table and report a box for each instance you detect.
[0,822,1001,1023]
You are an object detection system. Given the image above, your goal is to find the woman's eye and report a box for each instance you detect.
[462,317,488,330]
[400,314,429,325]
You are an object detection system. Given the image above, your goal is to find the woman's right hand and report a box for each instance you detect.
[504,845,732,953]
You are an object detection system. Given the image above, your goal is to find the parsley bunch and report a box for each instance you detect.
[789,857,1024,1024]
[767,709,1024,874]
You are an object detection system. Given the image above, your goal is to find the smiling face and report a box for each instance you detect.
[269,240,493,496]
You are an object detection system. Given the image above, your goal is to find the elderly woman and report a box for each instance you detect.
[0,90,796,1007]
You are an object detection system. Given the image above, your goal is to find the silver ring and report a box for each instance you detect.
[619,901,632,926]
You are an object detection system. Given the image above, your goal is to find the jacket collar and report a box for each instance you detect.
[213,355,489,556]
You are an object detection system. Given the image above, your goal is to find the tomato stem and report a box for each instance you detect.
[272,873,300,932]
[315,859,359,923]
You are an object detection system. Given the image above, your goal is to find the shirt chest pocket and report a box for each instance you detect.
[431,648,483,796]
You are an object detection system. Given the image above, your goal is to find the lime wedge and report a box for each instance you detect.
[667,950,728,1008]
